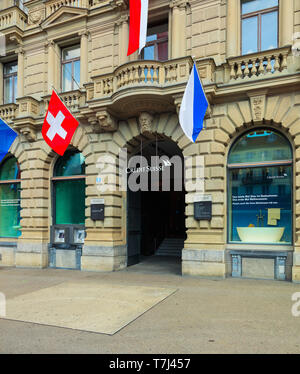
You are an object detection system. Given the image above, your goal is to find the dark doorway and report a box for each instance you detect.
[127,138,186,266]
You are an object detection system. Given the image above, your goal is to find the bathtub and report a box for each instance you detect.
[237,227,285,243]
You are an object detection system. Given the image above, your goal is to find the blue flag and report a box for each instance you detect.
[0,118,17,163]
[179,63,208,143]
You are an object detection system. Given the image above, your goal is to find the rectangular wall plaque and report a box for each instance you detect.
[194,194,212,220]
[91,200,105,221]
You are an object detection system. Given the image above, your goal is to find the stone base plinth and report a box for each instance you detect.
[0,244,17,266]
[16,242,48,268]
[182,249,227,278]
[81,245,127,272]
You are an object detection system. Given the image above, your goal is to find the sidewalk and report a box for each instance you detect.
[0,257,300,354]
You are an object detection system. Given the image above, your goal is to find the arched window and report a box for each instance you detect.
[0,156,21,237]
[52,150,85,225]
[228,129,292,244]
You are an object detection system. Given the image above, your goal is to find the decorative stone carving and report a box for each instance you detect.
[139,112,154,135]
[249,93,266,122]
[29,10,43,25]
[19,126,36,142]
[109,0,127,11]
[97,111,118,132]
[89,111,118,133]
[170,0,189,9]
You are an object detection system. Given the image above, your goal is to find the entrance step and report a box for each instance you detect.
[155,238,184,257]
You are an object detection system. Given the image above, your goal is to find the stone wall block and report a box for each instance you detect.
[228,103,244,129]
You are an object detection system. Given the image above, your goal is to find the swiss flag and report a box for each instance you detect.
[42,90,79,156]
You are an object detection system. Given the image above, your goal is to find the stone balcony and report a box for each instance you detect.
[0,5,27,33]
[86,56,193,117]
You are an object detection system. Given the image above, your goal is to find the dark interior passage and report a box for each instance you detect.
[127,138,186,266]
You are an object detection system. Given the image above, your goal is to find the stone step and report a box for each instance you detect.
[155,238,184,257]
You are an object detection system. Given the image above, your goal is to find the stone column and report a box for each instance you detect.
[170,0,187,59]
[279,0,294,47]
[79,31,89,87]
[226,0,240,57]
[47,40,55,94]
[15,140,50,269]
[80,121,126,272]
[16,47,24,98]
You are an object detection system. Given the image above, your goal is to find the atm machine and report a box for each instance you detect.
[49,225,85,270]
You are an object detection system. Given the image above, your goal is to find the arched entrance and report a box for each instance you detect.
[49,149,86,269]
[126,136,186,267]
[228,128,293,245]
[0,156,21,238]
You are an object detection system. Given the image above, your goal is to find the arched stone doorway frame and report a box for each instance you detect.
[207,93,300,281]
[225,122,294,245]
[112,112,198,269]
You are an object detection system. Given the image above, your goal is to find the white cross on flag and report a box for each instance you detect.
[42,90,79,156]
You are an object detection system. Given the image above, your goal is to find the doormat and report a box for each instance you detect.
[2,281,177,335]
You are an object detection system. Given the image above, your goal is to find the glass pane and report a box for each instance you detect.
[62,62,72,92]
[228,165,292,244]
[261,11,278,50]
[0,157,20,181]
[4,62,17,75]
[242,16,258,54]
[54,151,85,177]
[146,34,157,43]
[228,130,292,164]
[242,0,278,14]
[55,179,85,225]
[0,183,21,237]
[143,45,155,60]
[62,45,80,60]
[147,23,168,36]
[4,77,13,104]
[73,60,80,89]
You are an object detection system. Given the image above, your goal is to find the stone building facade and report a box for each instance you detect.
[0,0,300,281]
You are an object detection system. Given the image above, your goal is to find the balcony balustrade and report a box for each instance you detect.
[43,90,85,113]
[0,6,27,31]
[90,57,193,100]
[228,47,291,81]
[0,103,18,122]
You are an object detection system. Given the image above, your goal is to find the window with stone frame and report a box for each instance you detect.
[52,150,85,225]
[241,0,279,55]
[141,22,168,61]
[61,45,80,92]
[3,61,18,104]
[0,156,21,238]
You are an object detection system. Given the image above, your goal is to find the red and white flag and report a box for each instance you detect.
[127,0,149,56]
[42,90,79,156]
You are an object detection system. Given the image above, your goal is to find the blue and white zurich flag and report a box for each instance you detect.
[0,118,17,163]
[179,63,208,143]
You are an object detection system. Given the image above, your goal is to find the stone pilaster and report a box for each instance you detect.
[226,0,240,57]
[280,0,294,47]
[170,0,188,59]
[16,47,24,99]
[47,40,55,93]
[79,31,89,87]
